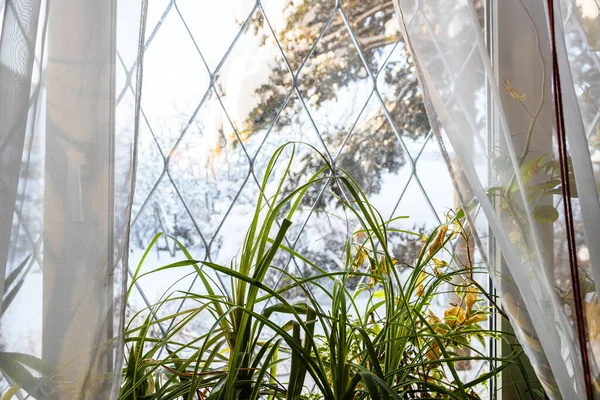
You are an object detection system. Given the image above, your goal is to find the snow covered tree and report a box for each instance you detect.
[241,0,430,196]
[132,0,485,279]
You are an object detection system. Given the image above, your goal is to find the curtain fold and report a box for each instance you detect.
[394,0,600,398]
[0,1,144,398]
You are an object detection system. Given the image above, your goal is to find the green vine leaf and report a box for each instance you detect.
[533,205,559,223]
[525,179,561,201]
[545,175,578,198]
[519,154,547,186]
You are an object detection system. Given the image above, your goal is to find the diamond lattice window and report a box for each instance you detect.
[118,0,488,386]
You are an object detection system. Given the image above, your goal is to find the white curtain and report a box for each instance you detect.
[394,0,600,398]
[0,0,145,398]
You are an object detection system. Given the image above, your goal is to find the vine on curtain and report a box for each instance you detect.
[394,0,600,398]
[0,0,145,398]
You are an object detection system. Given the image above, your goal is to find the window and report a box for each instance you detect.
[124,0,494,396]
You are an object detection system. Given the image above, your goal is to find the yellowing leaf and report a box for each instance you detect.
[433,258,447,270]
[368,276,376,289]
[503,78,526,101]
[378,255,397,275]
[519,154,547,185]
[428,309,441,325]
[428,310,447,334]
[424,225,448,259]
[417,271,427,286]
[1,384,20,400]
[415,272,428,297]
[444,306,466,326]
[368,257,378,275]
[373,290,385,299]
[415,284,425,297]
[464,313,487,325]
[433,258,448,277]
[426,342,441,360]
[353,248,368,272]
[465,286,478,313]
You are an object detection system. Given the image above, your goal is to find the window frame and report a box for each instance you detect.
[486,0,546,398]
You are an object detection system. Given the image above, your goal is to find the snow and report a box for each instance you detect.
[384,18,400,38]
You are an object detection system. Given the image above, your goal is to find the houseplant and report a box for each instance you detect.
[120,143,539,399]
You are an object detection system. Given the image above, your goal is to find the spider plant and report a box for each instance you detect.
[120,143,540,400]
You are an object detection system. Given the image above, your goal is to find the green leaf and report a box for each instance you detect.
[519,154,547,185]
[533,205,559,223]
[0,352,54,376]
[524,179,561,202]
[360,372,382,400]
[1,279,26,317]
[4,254,32,291]
[532,179,561,191]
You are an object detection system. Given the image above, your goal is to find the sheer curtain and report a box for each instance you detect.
[393,0,600,398]
[0,0,144,398]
